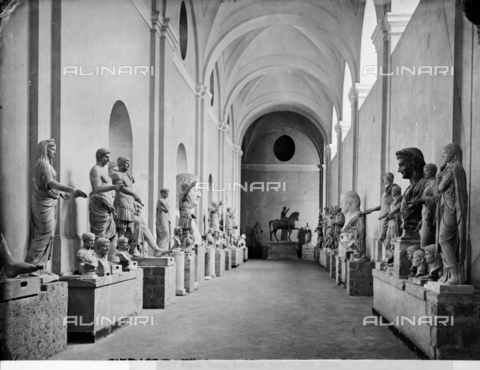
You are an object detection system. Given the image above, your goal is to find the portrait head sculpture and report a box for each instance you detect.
[95,148,111,165]
[383,172,394,185]
[160,188,169,198]
[117,237,130,252]
[406,245,420,261]
[423,163,437,179]
[95,238,111,259]
[82,232,96,249]
[108,161,118,178]
[395,148,426,180]
[340,191,361,216]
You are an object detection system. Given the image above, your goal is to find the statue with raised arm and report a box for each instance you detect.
[156,188,171,251]
[89,148,124,263]
[280,207,290,221]
[208,201,223,232]
[364,173,397,243]
[435,143,468,285]
[340,191,366,260]
[178,176,202,231]
[26,139,87,276]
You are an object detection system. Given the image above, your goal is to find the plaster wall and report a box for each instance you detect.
[341,130,354,192]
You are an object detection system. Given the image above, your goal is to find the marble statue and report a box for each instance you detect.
[332,206,345,250]
[111,157,142,239]
[89,148,124,262]
[406,245,421,277]
[1,231,42,278]
[26,139,87,276]
[179,179,201,231]
[410,249,427,278]
[280,207,290,221]
[225,207,236,235]
[423,244,443,281]
[408,164,438,248]
[77,232,98,274]
[380,184,402,262]
[238,234,246,248]
[252,221,263,246]
[340,191,366,260]
[181,229,195,252]
[156,188,171,250]
[206,228,215,246]
[94,237,113,276]
[436,143,468,285]
[364,173,397,243]
[396,148,427,236]
[315,211,324,248]
[172,227,182,249]
[208,201,223,232]
[116,237,132,263]
[108,161,118,178]
[269,212,300,241]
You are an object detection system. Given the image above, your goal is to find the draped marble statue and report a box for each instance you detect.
[208,201,223,232]
[26,139,86,276]
[156,188,171,250]
[436,143,468,285]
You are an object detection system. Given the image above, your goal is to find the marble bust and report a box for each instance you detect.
[340,191,366,260]
[77,232,98,274]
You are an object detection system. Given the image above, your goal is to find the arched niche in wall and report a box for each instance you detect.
[176,143,188,174]
[109,100,133,173]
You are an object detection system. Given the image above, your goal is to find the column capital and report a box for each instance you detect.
[157,17,179,51]
[372,20,388,52]
[324,145,331,159]
[385,12,413,53]
[350,83,372,108]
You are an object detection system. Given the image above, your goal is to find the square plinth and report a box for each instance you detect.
[60,270,143,343]
[243,246,248,261]
[373,270,480,359]
[319,249,330,271]
[329,251,337,278]
[142,265,176,309]
[224,249,231,270]
[136,257,174,267]
[0,281,67,360]
[267,241,298,260]
[215,249,225,277]
[195,245,206,284]
[205,247,216,279]
[229,248,241,267]
[302,245,315,260]
[184,252,196,294]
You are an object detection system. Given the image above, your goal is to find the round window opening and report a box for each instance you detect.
[273,135,295,162]
[179,2,188,60]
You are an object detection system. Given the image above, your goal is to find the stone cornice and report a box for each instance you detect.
[157,17,179,51]
[372,20,387,51]
[241,164,320,172]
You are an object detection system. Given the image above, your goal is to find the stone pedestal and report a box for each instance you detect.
[215,249,225,277]
[184,251,196,294]
[195,245,206,287]
[267,241,298,260]
[224,248,231,270]
[0,280,67,359]
[328,251,337,278]
[238,247,244,265]
[60,270,143,343]
[394,235,419,279]
[373,238,383,262]
[373,270,480,359]
[319,249,330,271]
[229,247,241,267]
[205,246,216,279]
[302,244,315,260]
[243,246,248,261]
[171,249,186,296]
[336,256,374,296]
[136,257,174,267]
[142,265,176,309]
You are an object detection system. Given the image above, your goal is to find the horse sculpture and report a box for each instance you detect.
[269,212,299,241]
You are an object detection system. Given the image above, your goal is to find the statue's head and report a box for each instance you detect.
[227,207,231,212]
[241,234,246,239]
[423,163,438,180]
[396,148,425,180]
[94,238,110,258]
[207,228,213,234]
[174,227,183,237]
[160,188,169,199]
[442,143,463,165]
[36,139,56,163]
[383,172,394,185]
[283,207,287,211]
[340,191,361,214]
[422,244,438,264]
[117,157,130,172]
[412,250,425,267]
[406,245,420,261]
[108,161,118,178]
[82,232,95,249]
[95,148,111,166]
[117,237,129,252]
[211,201,217,208]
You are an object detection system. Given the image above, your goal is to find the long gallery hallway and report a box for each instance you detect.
[52,260,417,360]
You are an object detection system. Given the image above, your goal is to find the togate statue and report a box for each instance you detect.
[269,212,299,241]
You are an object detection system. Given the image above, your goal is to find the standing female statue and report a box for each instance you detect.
[156,188,171,250]
[436,143,468,285]
[26,139,86,275]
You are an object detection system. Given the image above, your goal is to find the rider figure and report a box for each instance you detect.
[281,207,290,222]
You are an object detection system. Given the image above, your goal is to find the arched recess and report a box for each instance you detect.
[176,143,188,174]
[109,100,133,172]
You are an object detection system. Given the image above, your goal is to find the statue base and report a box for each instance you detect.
[394,235,420,279]
[375,262,386,270]
[336,256,374,296]
[142,265,176,309]
[328,250,337,278]
[373,269,480,359]
[171,249,186,296]
[205,246,216,279]
[224,249,231,270]
[424,281,474,295]
[302,244,315,260]
[0,280,67,359]
[373,238,383,262]
[215,249,225,277]
[60,270,143,343]
[195,245,205,286]
[319,249,331,271]
[184,251,196,294]
[267,241,298,260]
[228,247,241,267]
[242,246,248,262]
[136,257,174,267]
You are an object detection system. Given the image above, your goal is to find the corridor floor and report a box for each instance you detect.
[51,259,417,360]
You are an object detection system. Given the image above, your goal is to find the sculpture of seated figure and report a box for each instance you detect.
[340,191,366,261]
[77,232,98,275]
[116,237,132,263]
[411,250,428,278]
[181,229,195,252]
[406,245,421,277]
[423,244,443,281]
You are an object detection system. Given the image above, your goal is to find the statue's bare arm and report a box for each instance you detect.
[90,167,122,193]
